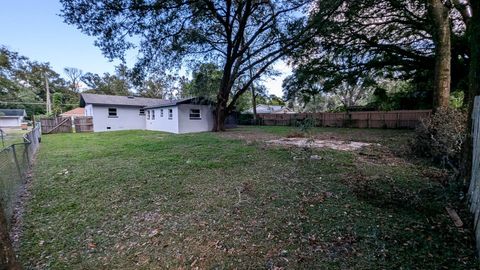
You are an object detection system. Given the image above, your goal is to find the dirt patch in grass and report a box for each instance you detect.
[266,138,373,151]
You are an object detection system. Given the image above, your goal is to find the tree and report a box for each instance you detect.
[60,0,343,131]
[428,0,451,109]
[0,46,79,116]
[64,67,83,92]
[52,92,64,116]
[286,0,469,111]
[138,76,166,99]
[80,65,133,96]
[181,63,223,100]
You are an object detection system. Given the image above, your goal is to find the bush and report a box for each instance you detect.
[238,113,254,125]
[412,108,466,170]
[296,117,316,133]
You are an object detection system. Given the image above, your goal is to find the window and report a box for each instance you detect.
[160,109,164,117]
[139,108,145,115]
[108,108,117,117]
[151,109,155,120]
[189,109,201,120]
[168,109,173,120]
[147,110,150,120]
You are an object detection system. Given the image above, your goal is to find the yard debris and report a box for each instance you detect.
[445,207,463,227]
[57,168,69,175]
[266,138,372,151]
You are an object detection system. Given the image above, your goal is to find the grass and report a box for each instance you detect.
[19,127,478,269]
[1,128,29,147]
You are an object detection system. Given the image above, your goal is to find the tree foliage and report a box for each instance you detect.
[0,46,79,116]
[60,0,343,130]
[284,0,469,111]
[181,63,222,100]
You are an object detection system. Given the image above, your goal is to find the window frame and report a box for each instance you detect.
[160,109,164,117]
[139,108,145,116]
[108,108,117,118]
[151,109,155,120]
[168,109,173,120]
[189,108,201,120]
[147,110,151,120]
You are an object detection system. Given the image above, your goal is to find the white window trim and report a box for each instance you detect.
[168,109,173,120]
[189,109,201,120]
[147,110,151,120]
[108,108,118,118]
[160,109,164,117]
[152,109,155,120]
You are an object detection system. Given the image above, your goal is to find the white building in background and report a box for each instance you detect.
[246,104,293,114]
[0,109,26,128]
[80,93,215,134]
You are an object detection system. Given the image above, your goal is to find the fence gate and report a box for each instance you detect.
[74,116,94,133]
[40,117,72,134]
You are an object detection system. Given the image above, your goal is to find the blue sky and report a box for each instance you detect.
[0,0,288,96]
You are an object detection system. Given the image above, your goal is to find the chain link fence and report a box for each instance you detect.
[0,123,41,227]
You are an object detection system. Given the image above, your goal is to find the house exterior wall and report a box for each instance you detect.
[88,104,146,132]
[178,104,214,133]
[85,104,93,117]
[0,117,22,128]
[145,106,179,133]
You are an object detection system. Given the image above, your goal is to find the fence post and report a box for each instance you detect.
[0,129,4,148]
[11,145,22,180]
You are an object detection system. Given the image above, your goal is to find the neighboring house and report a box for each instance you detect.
[247,104,293,114]
[0,109,26,128]
[80,93,215,133]
[60,107,85,120]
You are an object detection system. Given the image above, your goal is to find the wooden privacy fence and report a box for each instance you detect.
[469,96,480,256]
[40,117,72,134]
[74,116,94,133]
[40,116,93,134]
[256,110,432,129]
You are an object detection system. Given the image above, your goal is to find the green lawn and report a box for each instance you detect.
[20,127,478,269]
[1,128,29,147]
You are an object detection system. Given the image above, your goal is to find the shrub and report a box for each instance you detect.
[412,108,466,170]
[296,117,316,133]
[238,113,254,125]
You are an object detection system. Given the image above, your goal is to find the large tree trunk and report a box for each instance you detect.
[213,92,228,132]
[462,1,479,184]
[429,0,452,109]
[212,63,234,132]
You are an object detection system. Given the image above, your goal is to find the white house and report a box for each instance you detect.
[246,104,293,114]
[0,109,26,128]
[80,93,215,134]
[145,99,215,134]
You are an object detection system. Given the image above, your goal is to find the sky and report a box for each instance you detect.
[0,0,290,97]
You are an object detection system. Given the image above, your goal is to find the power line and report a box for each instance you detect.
[0,101,78,106]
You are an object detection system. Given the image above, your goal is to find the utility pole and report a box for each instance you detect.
[250,69,257,124]
[44,72,51,115]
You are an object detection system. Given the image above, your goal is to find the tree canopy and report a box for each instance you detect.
[60,0,343,130]
[0,46,79,116]
[284,0,469,111]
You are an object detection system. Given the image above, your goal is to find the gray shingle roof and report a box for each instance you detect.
[80,93,170,107]
[144,97,215,109]
[0,109,26,117]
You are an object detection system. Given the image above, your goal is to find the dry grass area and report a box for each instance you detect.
[19,127,478,269]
